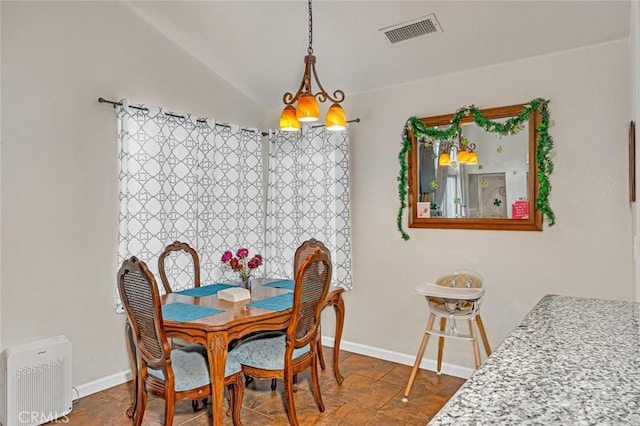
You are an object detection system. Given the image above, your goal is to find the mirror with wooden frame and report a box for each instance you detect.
[407,103,543,230]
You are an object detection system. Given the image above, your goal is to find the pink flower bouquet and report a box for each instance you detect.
[221,248,263,288]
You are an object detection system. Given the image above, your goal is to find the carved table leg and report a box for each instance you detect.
[332,294,346,385]
[208,332,229,426]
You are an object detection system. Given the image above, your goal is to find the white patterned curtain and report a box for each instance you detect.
[265,126,352,289]
[116,99,264,311]
[196,123,265,285]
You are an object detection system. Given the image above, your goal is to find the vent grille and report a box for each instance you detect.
[13,357,68,424]
[380,14,443,44]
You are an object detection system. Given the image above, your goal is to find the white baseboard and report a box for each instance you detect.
[75,369,132,399]
[321,336,475,379]
[74,337,473,399]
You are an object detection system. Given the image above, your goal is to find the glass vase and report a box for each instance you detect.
[240,275,252,290]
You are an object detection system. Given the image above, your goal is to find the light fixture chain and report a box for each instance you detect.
[280,0,347,131]
[307,0,313,54]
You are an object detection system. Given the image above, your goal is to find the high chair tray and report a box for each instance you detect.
[415,283,485,300]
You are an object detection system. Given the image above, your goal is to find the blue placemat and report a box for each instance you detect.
[247,293,294,311]
[175,283,235,297]
[262,279,295,290]
[162,303,224,322]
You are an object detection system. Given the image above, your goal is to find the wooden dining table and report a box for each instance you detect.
[126,278,345,426]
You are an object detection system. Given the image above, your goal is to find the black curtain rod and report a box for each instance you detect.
[312,118,360,128]
[98,97,360,136]
[98,97,268,136]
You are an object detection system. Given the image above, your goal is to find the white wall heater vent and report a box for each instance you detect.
[0,336,72,426]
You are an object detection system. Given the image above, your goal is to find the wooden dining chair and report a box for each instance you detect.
[117,256,245,426]
[158,240,201,294]
[229,250,332,426]
[260,238,332,391]
[293,238,331,371]
[158,241,205,353]
[244,238,332,393]
[293,238,330,273]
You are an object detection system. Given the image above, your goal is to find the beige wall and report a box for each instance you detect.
[1,1,634,391]
[327,39,633,370]
[0,2,3,351]
[632,0,640,303]
[1,2,263,386]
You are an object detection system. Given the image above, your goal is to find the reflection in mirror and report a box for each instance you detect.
[417,118,529,219]
[397,101,555,236]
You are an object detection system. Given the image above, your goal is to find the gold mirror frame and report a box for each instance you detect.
[407,104,543,231]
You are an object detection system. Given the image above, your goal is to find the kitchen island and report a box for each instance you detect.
[429,294,640,425]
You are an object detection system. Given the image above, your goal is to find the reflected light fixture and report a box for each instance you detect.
[466,150,478,165]
[438,135,478,166]
[438,150,451,166]
[279,0,347,132]
[457,149,470,164]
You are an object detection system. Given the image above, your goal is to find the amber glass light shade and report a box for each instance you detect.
[296,93,320,122]
[439,151,451,166]
[457,149,470,164]
[467,151,478,165]
[280,105,301,131]
[325,103,347,131]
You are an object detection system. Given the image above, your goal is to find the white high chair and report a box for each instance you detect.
[402,271,491,402]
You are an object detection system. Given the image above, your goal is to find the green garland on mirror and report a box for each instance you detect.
[397,98,555,240]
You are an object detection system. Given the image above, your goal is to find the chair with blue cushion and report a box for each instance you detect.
[293,238,331,371]
[246,238,332,393]
[229,249,332,426]
[158,240,201,294]
[158,240,207,355]
[118,256,245,426]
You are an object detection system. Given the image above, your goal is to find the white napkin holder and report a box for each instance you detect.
[218,287,251,302]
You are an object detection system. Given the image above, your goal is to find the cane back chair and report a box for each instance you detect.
[256,238,332,392]
[293,238,331,370]
[158,241,205,351]
[158,241,201,294]
[229,249,332,426]
[118,256,245,425]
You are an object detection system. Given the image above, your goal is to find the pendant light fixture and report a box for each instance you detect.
[279,0,347,132]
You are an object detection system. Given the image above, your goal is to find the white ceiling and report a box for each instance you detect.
[125,1,631,110]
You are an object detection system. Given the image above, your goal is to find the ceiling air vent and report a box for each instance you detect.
[379,14,443,45]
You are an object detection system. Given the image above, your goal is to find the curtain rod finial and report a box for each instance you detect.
[98,97,117,108]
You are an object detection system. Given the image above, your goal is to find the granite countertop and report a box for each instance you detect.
[429,294,640,425]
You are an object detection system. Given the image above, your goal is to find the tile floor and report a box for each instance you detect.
[62,347,465,425]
